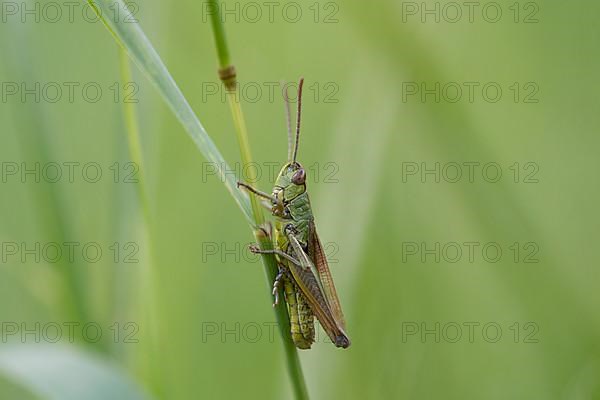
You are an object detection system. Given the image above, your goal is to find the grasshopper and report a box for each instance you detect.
[238,78,350,349]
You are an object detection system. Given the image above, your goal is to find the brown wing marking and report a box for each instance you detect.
[308,221,346,330]
[286,231,350,348]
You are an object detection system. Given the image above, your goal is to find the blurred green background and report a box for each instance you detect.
[1,0,599,399]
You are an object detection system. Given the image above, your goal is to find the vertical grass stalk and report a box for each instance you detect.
[206,1,309,399]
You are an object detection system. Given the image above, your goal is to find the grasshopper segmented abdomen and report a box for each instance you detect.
[283,274,314,349]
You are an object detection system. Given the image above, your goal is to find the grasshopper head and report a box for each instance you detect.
[273,161,306,202]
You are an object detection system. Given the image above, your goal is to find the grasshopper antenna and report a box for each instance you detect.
[282,81,294,161]
[292,77,304,165]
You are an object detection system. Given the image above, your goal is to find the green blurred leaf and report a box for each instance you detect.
[86,0,252,222]
[0,345,152,400]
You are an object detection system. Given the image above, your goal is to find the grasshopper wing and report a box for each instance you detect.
[286,231,350,348]
[308,221,346,330]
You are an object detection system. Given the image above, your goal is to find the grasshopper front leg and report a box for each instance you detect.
[248,244,302,266]
[248,244,303,308]
[237,182,278,211]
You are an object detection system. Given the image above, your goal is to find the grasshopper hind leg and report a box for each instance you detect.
[283,274,315,349]
[296,291,315,346]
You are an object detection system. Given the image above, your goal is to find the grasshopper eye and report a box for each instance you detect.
[291,169,306,185]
